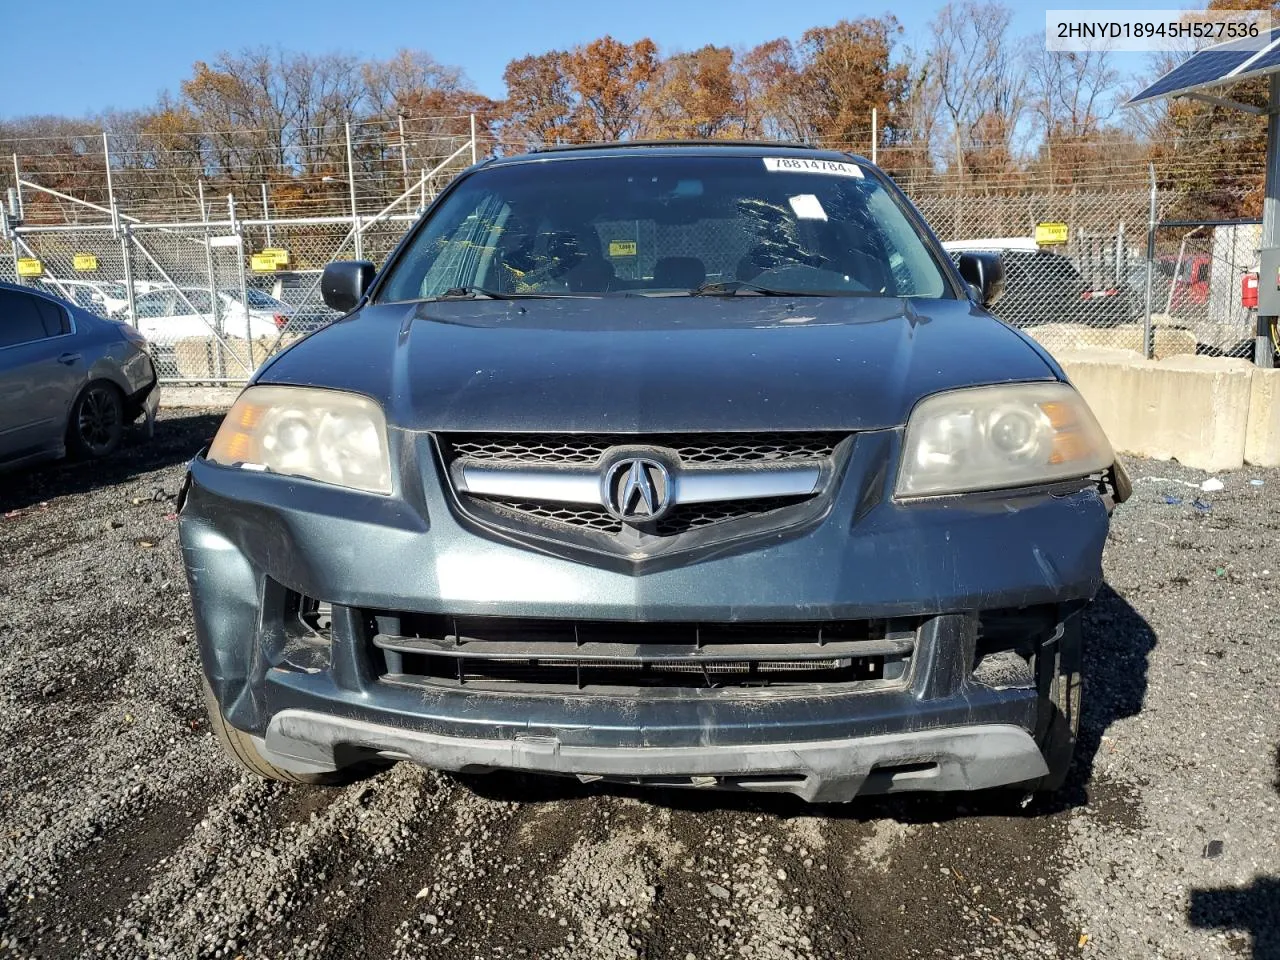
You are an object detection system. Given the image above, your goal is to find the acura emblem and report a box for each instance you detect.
[602,456,672,523]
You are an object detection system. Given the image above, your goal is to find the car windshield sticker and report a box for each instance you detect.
[763,157,863,178]
[788,194,828,221]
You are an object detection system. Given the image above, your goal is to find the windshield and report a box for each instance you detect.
[377,155,952,302]
[180,290,213,313]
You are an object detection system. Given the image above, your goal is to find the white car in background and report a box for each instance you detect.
[132,287,295,345]
[37,278,130,317]
[37,278,169,318]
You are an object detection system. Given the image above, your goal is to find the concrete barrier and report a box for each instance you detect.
[1023,323,1198,360]
[1056,348,1261,471]
[1246,368,1280,467]
[170,336,298,380]
[160,386,242,408]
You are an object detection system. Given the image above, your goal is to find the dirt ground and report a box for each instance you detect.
[0,410,1276,960]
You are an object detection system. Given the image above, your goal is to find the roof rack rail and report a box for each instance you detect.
[528,138,821,153]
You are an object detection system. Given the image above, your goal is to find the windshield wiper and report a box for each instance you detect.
[430,285,565,301]
[689,280,813,297]
[690,280,881,298]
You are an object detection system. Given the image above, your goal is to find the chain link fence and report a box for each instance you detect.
[0,178,1268,384]
[1148,219,1261,358]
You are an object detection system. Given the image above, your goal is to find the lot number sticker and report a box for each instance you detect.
[763,157,863,178]
[788,194,828,221]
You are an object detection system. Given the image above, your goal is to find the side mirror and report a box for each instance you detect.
[321,260,376,313]
[957,252,1005,308]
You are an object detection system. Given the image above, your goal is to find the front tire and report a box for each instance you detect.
[67,382,125,459]
[201,677,344,785]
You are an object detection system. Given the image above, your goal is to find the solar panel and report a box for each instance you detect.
[1229,39,1280,84]
[1129,28,1280,105]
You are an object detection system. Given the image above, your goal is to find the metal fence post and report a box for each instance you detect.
[102,132,115,214]
[345,122,363,260]
[202,182,221,380]
[470,113,478,165]
[261,182,273,248]
[399,111,412,205]
[1257,73,1280,368]
[230,195,253,373]
[119,225,137,327]
[11,155,23,222]
[1143,163,1157,360]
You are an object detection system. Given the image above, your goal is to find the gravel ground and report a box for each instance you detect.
[0,410,1277,960]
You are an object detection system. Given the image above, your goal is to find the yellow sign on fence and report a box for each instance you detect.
[608,240,637,257]
[261,247,290,267]
[16,258,43,277]
[73,253,99,272]
[1034,222,1069,246]
[250,252,281,273]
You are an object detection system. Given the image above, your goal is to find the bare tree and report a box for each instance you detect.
[883,42,941,188]
[1024,46,1119,186]
[930,1,1022,184]
[1027,48,1117,138]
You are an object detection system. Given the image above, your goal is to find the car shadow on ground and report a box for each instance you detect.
[1187,746,1280,960]
[0,411,222,514]
[458,583,1157,823]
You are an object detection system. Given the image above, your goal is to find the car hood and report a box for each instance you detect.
[256,296,1056,432]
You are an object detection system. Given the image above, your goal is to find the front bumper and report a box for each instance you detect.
[179,427,1110,801]
[262,714,1046,802]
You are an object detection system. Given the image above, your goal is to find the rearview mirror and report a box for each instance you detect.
[956,252,1005,308]
[321,260,376,313]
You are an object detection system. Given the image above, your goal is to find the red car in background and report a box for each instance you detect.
[1160,254,1212,314]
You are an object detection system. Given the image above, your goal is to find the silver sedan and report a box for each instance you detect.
[0,280,160,470]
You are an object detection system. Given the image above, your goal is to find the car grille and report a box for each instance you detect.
[370,614,915,693]
[443,432,845,465]
[470,495,809,536]
[440,431,846,542]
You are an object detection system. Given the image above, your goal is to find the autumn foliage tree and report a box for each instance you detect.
[646,45,744,139]
[502,51,575,147]
[789,19,907,150]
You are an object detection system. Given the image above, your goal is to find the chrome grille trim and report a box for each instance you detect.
[453,464,602,504]
[438,431,849,543]
[452,460,822,507]
[675,465,822,504]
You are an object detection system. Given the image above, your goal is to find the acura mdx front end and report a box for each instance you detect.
[180,143,1128,802]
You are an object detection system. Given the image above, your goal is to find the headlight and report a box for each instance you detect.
[207,385,392,494]
[896,382,1112,498]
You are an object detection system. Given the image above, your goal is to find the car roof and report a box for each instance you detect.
[486,140,870,168]
[1,279,68,298]
[0,279,89,313]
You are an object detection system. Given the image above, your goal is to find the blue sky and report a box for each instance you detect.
[0,0,1171,118]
